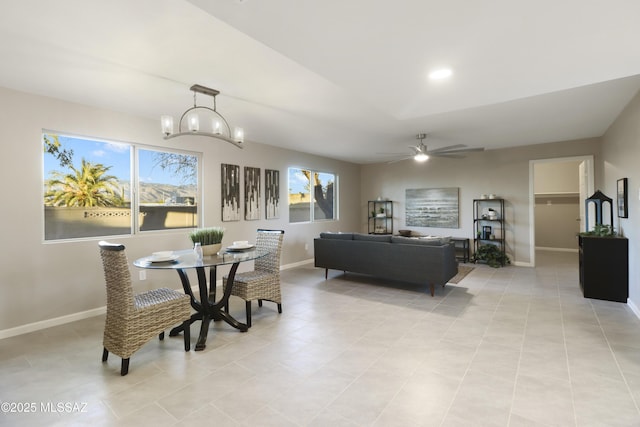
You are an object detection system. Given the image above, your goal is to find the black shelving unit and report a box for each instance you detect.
[368,200,393,234]
[473,198,506,266]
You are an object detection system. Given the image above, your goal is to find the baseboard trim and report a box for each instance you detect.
[281,258,314,270]
[4,256,635,337]
[0,306,106,340]
[627,298,640,320]
[513,261,534,267]
[536,247,578,253]
[0,258,317,340]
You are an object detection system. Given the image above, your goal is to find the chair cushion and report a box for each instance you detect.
[228,270,278,284]
[134,288,190,309]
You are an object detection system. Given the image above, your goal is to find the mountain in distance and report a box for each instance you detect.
[118,181,196,204]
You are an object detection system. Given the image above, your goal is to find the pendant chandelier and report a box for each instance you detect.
[161,84,244,148]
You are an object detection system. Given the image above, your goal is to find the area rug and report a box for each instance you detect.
[448,265,474,284]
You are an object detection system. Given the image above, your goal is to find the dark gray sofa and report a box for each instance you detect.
[314,232,458,296]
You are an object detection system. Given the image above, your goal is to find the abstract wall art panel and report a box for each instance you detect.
[265,169,280,219]
[406,187,459,228]
[244,166,261,220]
[221,163,240,221]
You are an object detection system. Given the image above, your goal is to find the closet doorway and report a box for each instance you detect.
[529,156,594,266]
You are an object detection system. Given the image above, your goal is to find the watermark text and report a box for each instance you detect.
[1,401,88,414]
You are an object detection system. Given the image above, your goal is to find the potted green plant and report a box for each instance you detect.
[579,224,616,237]
[189,227,224,255]
[472,244,510,268]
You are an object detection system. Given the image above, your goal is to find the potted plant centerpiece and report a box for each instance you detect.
[189,227,224,256]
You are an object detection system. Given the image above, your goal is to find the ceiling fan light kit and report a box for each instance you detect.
[161,84,244,148]
[414,153,429,162]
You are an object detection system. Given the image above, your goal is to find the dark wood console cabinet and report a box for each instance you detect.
[578,235,628,302]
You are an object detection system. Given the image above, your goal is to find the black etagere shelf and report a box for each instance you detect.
[368,200,393,234]
[473,198,506,266]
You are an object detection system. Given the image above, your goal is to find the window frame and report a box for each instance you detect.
[42,131,202,242]
[287,167,338,224]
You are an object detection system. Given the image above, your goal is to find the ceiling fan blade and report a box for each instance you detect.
[380,133,484,163]
[428,144,468,153]
[434,147,485,155]
[430,153,467,159]
[445,147,485,153]
[386,156,413,164]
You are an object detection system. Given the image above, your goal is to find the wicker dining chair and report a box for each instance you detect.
[98,241,191,376]
[223,229,284,327]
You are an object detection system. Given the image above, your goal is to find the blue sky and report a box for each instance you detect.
[288,168,309,194]
[288,169,335,194]
[44,134,331,194]
[43,134,191,185]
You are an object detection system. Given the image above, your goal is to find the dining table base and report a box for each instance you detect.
[168,261,248,351]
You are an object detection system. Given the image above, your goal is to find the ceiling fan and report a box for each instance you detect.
[382,133,484,163]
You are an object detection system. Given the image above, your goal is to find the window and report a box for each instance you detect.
[43,133,199,241]
[288,167,336,223]
[138,148,198,231]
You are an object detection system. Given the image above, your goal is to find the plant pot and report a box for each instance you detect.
[201,243,221,256]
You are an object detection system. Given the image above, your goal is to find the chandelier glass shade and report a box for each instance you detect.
[161,84,244,148]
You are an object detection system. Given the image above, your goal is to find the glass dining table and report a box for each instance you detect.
[133,248,268,351]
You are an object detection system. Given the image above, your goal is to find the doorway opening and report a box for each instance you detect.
[529,156,594,267]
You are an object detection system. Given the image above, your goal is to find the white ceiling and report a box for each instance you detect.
[2,0,640,163]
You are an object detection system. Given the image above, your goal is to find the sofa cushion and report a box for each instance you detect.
[391,236,448,246]
[319,232,354,240]
[353,233,392,243]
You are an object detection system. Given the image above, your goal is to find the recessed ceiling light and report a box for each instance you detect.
[429,68,453,80]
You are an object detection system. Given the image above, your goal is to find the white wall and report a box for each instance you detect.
[361,139,601,266]
[601,89,640,310]
[0,86,361,333]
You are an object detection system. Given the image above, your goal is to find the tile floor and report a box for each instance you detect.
[2,250,640,426]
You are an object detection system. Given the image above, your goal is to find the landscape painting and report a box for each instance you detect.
[406,187,459,228]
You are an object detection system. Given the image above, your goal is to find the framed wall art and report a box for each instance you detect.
[244,166,261,220]
[221,163,240,221]
[405,187,459,228]
[617,177,628,218]
[265,169,280,219]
